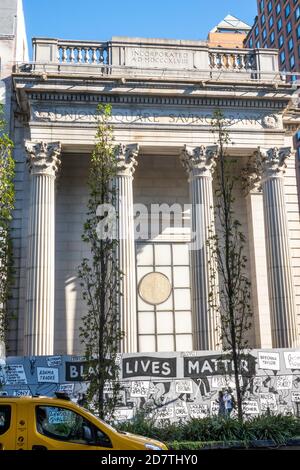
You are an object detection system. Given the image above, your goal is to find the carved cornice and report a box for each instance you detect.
[25,141,62,177]
[27,91,287,110]
[115,143,139,177]
[282,107,300,136]
[255,147,292,181]
[14,110,30,125]
[180,145,219,178]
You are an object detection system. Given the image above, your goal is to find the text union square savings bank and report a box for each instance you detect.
[6,35,300,359]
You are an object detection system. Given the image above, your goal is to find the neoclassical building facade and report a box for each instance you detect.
[7,36,300,356]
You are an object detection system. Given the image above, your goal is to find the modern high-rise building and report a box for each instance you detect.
[208,14,251,48]
[245,0,300,72]
[245,0,300,158]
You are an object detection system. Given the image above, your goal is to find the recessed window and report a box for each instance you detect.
[298,24,300,39]
[279,34,284,46]
[267,0,272,13]
[270,31,275,44]
[260,0,265,12]
[289,54,295,68]
[276,2,281,15]
[280,50,285,63]
[286,20,292,34]
[261,14,266,26]
[277,17,282,31]
[269,15,274,28]
[137,242,192,352]
[285,3,291,17]
[255,25,259,37]
[295,6,300,20]
[249,37,253,48]
[256,40,261,48]
[262,28,267,40]
[288,37,294,51]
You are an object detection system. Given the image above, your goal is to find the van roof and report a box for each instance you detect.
[0,391,71,401]
[0,396,75,404]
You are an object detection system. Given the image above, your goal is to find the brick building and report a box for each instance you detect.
[208,14,251,48]
[245,0,300,158]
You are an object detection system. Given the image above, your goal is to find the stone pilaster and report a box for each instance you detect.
[242,162,272,348]
[24,141,61,355]
[256,147,298,347]
[115,143,139,353]
[181,145,219,350]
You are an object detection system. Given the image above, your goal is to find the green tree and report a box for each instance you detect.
[78,104,123,420]
[208,109,253,421]
[0,104,15,352]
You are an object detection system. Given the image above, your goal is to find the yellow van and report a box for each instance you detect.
[0,394,167,450]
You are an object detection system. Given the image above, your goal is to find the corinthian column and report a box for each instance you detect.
[24,141,61,355]
[181,145,219,350]
[115,143,139,353]
[256,147,298,347]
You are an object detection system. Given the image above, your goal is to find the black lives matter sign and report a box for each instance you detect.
[122,356,177,379]
[65,360,112,381]
[66,356,177,381]
[184,354,256,378]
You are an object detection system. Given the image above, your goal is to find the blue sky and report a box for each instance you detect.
[23,0,257,56]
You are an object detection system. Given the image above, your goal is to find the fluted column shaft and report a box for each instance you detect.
[181,145,219,350]
[257,147,298,347]
[242,163,272,348]
[115,144,139,353]
[24,141,61,355]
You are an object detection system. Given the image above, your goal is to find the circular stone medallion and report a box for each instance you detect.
[138,272,172,306]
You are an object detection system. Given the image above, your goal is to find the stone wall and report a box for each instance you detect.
[9,150,283,354]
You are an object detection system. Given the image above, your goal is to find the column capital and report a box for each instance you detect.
[180,145,218,178]
[25,141,61,177]
[115,143,139,177]
[241,158,262,195]
[255,146,292,181]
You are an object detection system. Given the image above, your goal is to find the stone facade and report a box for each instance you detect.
[3,33,300,356]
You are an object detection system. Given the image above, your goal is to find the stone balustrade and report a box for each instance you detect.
[57,40,108,65]
[209,49,256,71]
[25,37,281,82]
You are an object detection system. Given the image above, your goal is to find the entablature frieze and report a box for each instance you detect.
[29,103,284,132]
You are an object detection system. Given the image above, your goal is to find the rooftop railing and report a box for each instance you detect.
[15,37,283,83]
[56,39,109,65]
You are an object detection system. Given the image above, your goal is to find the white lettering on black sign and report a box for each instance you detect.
[184,355,256,378]
[122,357,176,378]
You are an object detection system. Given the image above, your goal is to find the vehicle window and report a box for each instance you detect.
[35,406,111,447]
[0,405,11,435]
